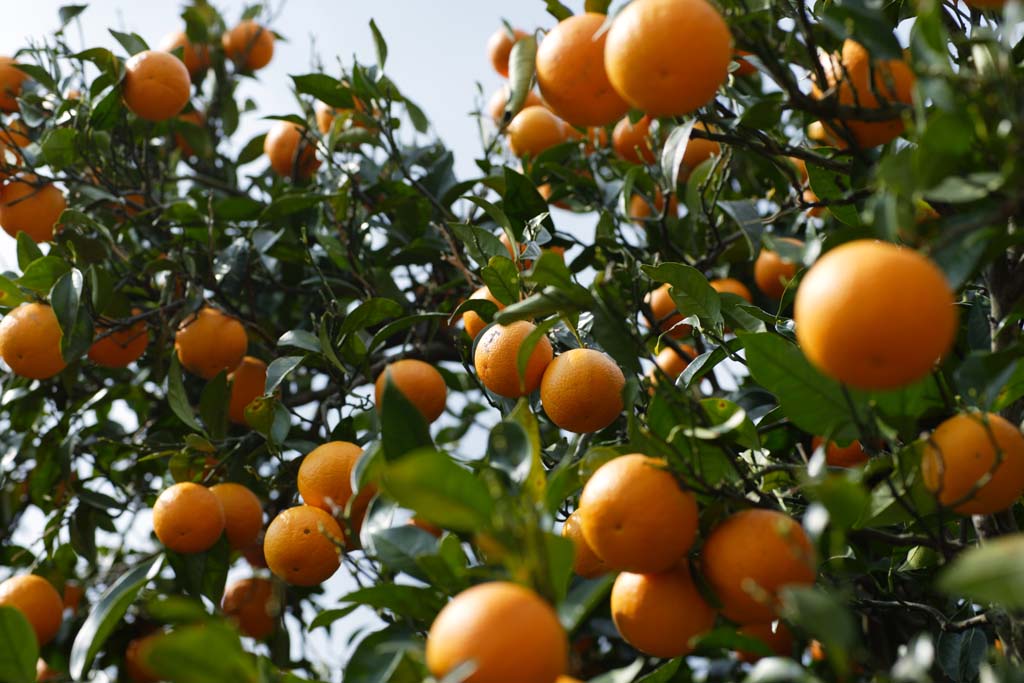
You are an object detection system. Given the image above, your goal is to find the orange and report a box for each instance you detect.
[243,536,268,569]
[174,110,205,157]
[604,0,733,117]
[209,483,263,550]
[228,356,267,425]
[0,120,29,177]
[610,565,717,658]
[650,344,697,384]
[152,482,225,554]
[812,437,869,468]
[629,188,678,224]
[487,86,544,124]
[735,50,758,77]
[736,622,794,663]
[315,92,375,134]
[561,509,607,578]
[645,283,691,338]
[702,508,816,624]
[921,412,1024,515]
[264,120,320,180]
[374,358,447,422]
[174,306,248,379]
[122,50,191,122]
[807,120,847,149]
[812,40,915,149]
[678,123,721,181]
[507,105,571,158]
[62,581,83,612]
[124,633,162,683]
[463,286,505,339]
[612,115,655,164]
[474,321,553,398]
[426,581,567,683]
[222,20,274,71]
[540,348,625,433]
[487,27,529,77]
[264,505,343,586]
[580,455,697,572]
[0,178,66,243]
[297,440,376,543]
[88,313,148,368]
[536,13,629,127]
[794,240,956,390]
[0,57,28,112]
[0,575,62,645]
[809,639,827,662]
[0,303,66,379]
[754,237,803,300]
[222,577,277,640]
[158,30,210,77]
[711,278,753,302]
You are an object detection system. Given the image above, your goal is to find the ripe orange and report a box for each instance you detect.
[753,237,803,300]
[315,92,376,134]
[561,509,607,578]
[702,508,816,624]
[678,123,721,181]
[173,110,205,157]
[228,356,267,426]
[735,50,758,77]
[174,306,248,379]
[62,581,83,613]
[0,57,28,112]
[0,575,63,645]
[536,13,629,127]
[812,437,868,468]
[222,577,277,640]
[921,412,1024,515]
[88,314,148,368]
[474,321,553,398]
[507,105,571,157]
[0,303,66,379]
[122,50,191,122]
[264,120,320,180]
[153,482,225,554]
[463,286,505,339]
[374,358,447,422]
[0,178,66,243]
[604,0,733,117]
[579,454,698,572]
[710,278,753,303]
[611,565,717,658]
[794,240,956,390]
[209,483,263,550]
[487,27,529,77]
[540,348,625,433]
[807,120,847,149]
[736,622,794,663]
[629,188,678,224]
[426,581,567,683]
[124,633,162,683]
[222,20,275,71]
[264,505,343,586]
[158,30,210,77]
[650,344,697,384]
[645,283,691,338]
[0,120,29,177]
[812,40,915,149]
[612,115,655,164]
[487,86,544,124]
[297,441,376,543]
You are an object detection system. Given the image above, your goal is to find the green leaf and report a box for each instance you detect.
[806,163,860,225]
[0,274,25,309]
[368,19,388,69]
[643,262,723,331]
[18,256,70,293]
[506,36,537,121]
[39,128,77,169]
[448,222,506,266]
[937,629,987,683]
[778,586,858,676]
[50,268,92,362]
[0,606,37,683]
[515,317,557,394]
[544,0,573,20]
[379,371,434,461]
[480,256,520,307]
[661,119,697,190]
[265,356,304,394]
[309,605,360,631]
[109,29,149,55]
[167,354,202,432]
[487,420,532,487]
[340,298,403,334]
[585,0,612,11]
[146,622,257,683]
[59,5,88,27]
[291,74,354,109]
[15,233,42,272]
[164,538,230,605]
[938,534,1024,608]
[199,371,229,441]
[277,329,321,353]
[558,574,614,632]
[143,595,211,624]
[506,399,546,502]
[339,584,444,623]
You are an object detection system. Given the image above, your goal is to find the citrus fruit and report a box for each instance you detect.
[209,483,263,550]
[462,286,505,339]
[0,178,66,243]
[736,622,794,662]
[794,240,957,390]
[711,278,753,302]
[264,505,343,586]
[88,314,148,368]
[678,123,720,181]
[579,454,698,572]
[0,575,63,645]
[174,306,248,379]
[152,482,225,553]
[124,633,162,683]
[487,85,544,124]
[0,57,28,112]
[228,356,267,426]
[158,30,210,76]
[650,343,697,384]
[540,348,625,433]
[0,120,29,177]
[561,509,607,578]
[753,237,803,300]
[735,50,758,77]
[122,50,191,122]
[604,0,733,116]
[487,26,529,77]
[645,283,691,338]
[921,412,1024,515]
[0,303,66,379]
[507,105,571,157]
[629,188,678,224]
[264,120,320,180]
[612,115,655,164]
[812,437,869,468]
[297,440,376,543]
[611,565,717,658]
[222,577,277,640]
[222,20,274,71]
[374,358,447,422]
[702,508,816,624]
[474,321,553,398]
[426,581,567,683]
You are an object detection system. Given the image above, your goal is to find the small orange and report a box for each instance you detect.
[754,237,803,300]
[734,50,758,77]
[228,356,267,425]
[158,30,210,77]
[811,437,869,468]
[88,313,148,368]
[62,581,84,613]
[0,575,63,645]
[314,93,375,134]
[678,123,721,181]
[124,633,162,683]
[612,115,655,164]
[487,27,529,78]
[426,581,567,683]
[809,639,827,662]
[222,20,274,71]
[0,57,28,112]
[122,50,191,122]
[222,577,277,640]
[736,622,794,663]
[474,321,553,398]
[264,505,343,586]
[540,348,625,433]
[650,344,697,384]
[921,412,1024,515]
[0,178,66,243]
[711,278,753,302]
[507,105,571,157]
[580,455,697,572]
[297,440,376,543]
[264,120,320,180]
[174,306,248,380]
[209,483,263,550]
[374,359,447,422]
[611,565,717,658]
[561,509,607,578]
[645,283,691,339]
[0,303,66,379]
[152,482,225,554]
[487,86,544,124]
[462,286,505,339]
[629,188,678,224]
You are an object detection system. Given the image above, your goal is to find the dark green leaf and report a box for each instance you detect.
[938,535,1024,608]
[146,622,257,683]
[278,329,321,353]
[109,29,149,55]
[368,19,388,69]
[265,356,304,394]
[167,354,202,432]
[379,372,433,461]
[480,256,520,306]
[0,606,37,683]
[18,256,69,293]
[199,372,229,441]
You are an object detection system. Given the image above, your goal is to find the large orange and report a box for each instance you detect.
[264,120,320,180]
[474,321,553,398]
[0,303,66,379]
[487,86,544,125]
[158,30,210,77]
[678,123,721,181]
[0,575,63,645]
[610,565,717,658]
[228,356,267,425]
[650,343,697,384]
[579,454,697,572]
[507,105,571,157]
[702,508,816,624]
[124,633,161,683]
[540,348,625,433]
[487,27,529,78]
[604,0,733,117]
[88,314,148,368]
[264,505,342,586]
[462,286,505,339]
[0,57,28,112]
[122,50,191,122]
[426,581,567,683]
[297,440,375,543]
[536,13,629,127]
[612,115,655,164]
[793,240,956,390]
[812,40,915,149]
[561,509,607,579]
[921,412,1024,515]
[152,482,225,554]
[222,577,277,640]
[222,20,274,71]
[645,283,691,339]
[811,437,868,468]
[0,178,66,243]
[174,306,248,379]
[753,237,803,300]
[0,120,29,177]
[736,622,794,663]
[711,278,753,302]
[374,358,447,422]
[209,483,263,550]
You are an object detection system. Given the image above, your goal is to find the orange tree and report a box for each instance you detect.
[0,1,1023,682]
